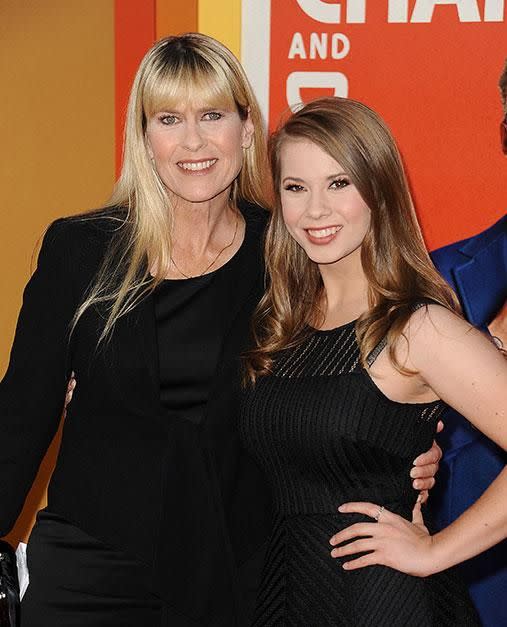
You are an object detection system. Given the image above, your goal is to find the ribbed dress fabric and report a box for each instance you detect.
[239,319,480,626]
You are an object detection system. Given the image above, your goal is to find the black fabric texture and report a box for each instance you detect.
[0,202,272,626]
[0,539,19,627]
[154,254,238,425]
[240,320,480,626]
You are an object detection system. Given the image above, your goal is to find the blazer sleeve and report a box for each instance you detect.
[0,219,79,535]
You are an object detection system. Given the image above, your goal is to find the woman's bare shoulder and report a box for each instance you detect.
[407,303,475,344]
[404,302,500,376]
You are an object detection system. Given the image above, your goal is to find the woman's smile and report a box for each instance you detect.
[305,224,343,245]
[176,158,218,174]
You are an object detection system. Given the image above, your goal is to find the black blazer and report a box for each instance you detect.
[0,203,272,625]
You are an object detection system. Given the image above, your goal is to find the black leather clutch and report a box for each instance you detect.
[0,541,19,627]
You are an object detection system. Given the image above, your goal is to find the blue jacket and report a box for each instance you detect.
[430,215,507,627]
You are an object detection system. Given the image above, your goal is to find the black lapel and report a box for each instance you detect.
[202,203,268,431]
[135,292,161,412]
[111,289,163,419]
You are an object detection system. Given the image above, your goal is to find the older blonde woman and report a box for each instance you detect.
[0,36,439,626]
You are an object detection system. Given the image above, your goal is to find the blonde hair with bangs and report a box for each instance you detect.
[244,97,460,382]
[72,33,271,341]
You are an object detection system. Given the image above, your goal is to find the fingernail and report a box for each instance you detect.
[413,456,421,465]
[338,505,345,512]
[414,480,422,489]
[342,563,350,570]
[410,468,417,478]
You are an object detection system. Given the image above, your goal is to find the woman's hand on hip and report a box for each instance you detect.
[329,501,437,577]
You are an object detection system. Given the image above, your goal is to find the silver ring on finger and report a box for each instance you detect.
[374,505,385,522]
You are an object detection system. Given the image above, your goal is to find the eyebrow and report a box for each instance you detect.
[282,172,347,184]
[155,106,228,115]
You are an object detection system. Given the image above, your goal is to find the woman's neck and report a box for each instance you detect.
[317,248,369,329]
[170,192,236,257]
[159,191,245,280]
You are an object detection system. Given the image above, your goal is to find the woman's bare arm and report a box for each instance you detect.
[330,305,507,576]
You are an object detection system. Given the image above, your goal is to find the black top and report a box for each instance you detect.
[154,261,236,424]
[0,202,272,626]
[240,319,479,626]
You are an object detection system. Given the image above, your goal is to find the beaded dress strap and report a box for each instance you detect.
[365,301,431,368]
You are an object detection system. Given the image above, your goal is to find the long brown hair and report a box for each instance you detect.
[244,97,459,382]
[72,33,271,342]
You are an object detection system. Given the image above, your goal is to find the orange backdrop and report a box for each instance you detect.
[244,0,506,250]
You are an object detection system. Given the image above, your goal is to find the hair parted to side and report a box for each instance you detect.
[499,58,507,114]
[244,97,460,383]
[72,33,271,342]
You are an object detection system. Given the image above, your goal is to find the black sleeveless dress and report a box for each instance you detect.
[239,319,480,626]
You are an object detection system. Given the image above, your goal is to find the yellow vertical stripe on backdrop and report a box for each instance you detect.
[1,0,115,380]
[197,0,241,58]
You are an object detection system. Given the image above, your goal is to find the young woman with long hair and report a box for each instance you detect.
[241,97,506,625]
